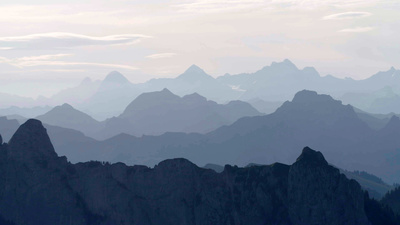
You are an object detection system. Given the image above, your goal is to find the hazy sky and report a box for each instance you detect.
[0,0,399,97]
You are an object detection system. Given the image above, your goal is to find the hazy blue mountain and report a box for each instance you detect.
[94,88,261,139]
[353,107,390,130]
[217,59,352,101]
[0,105,51,118]
[77,71,140,120]
[341,170,394,199]
[36,103,103,137]
[3,60,400,117]
[43,90,400,184]
[143,65,241,102]
[0,92,36,108]
[341,86,400,114]
[41,77,101,106]
[0,121,396,224]
[246,98,283,114]
[0,116,19,142]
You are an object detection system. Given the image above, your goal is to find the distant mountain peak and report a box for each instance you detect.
[270,59,298,70]
[178,64,213,82]
[161,88,173,94]
[185,64,205,73]
[291,90,334,103]
[80,77,92,85]
[103,71,130,84]
[60,103,74,109]
[182,92,207,102]
[382,115,400,132]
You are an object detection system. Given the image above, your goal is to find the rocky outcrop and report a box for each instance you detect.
[0,120,397,224]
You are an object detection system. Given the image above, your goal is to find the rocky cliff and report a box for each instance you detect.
[0,119,397,224]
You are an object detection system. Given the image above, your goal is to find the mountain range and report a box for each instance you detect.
[0,119,397,225]
[34,89,261,139]
[2,60,400,120]
[17,90,400,184]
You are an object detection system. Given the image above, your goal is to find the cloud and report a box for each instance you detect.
[323,12,372,20]
[0,54,138,70]
[0,32,151,50]
[146,53,177,59]
[339,26,374,33]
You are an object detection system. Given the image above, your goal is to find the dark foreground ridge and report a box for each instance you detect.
[0,120,398,225]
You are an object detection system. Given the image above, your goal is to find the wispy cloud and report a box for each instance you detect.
[146,53,177,59]
[323,11,372,20]
[0,32,151,50]
[0,54,138,70]
[339,26,374,33]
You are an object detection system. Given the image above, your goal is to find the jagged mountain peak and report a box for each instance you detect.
[295,146,328,165]
[269,59,298,70]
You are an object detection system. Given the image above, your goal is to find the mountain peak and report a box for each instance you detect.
[270,59,298,70]
[161,88,173,94]
[178,64,213,82]
[120,89,180,117]
[382,115,400,133]
[185,64,204,73]
[291,90,335,104]
[60,103,74,109]
[295,146,328,165]
[80,77,92,85]
[8,119,57,159]
[182,92,207,102]
[103,71,130,84]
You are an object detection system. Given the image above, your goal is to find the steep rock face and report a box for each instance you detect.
[0,120,88,225]
[288,147,370,225]
[70,159,291,225]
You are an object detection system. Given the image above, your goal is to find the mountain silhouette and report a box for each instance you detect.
[36,103,103,136]
[0,123,396,224]
[176,64,215,82]
[44,90,400,184]
[95,88,261,139]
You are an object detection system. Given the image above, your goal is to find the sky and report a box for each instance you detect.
[0,0,399,97]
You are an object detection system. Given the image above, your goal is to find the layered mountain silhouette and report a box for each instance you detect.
[3,60,400,119]
[342,86,400,114]
[34,89,261,140]
[104,88,261,138]
[39,90,400,184]
[0,120,397,224]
